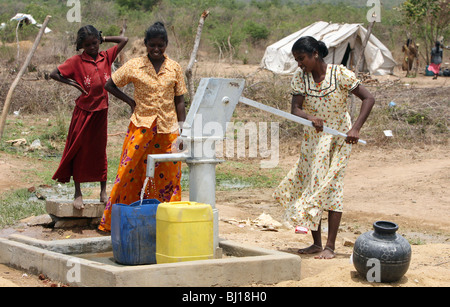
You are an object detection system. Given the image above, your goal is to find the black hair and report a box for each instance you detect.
[144,22,168,45]
[292,36,329,59]
[76,25,102,51]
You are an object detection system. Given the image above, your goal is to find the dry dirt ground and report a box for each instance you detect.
[0,145,449,287]
[0,62,449,287]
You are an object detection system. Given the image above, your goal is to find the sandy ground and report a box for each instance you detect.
[215,146,450,287]
[0,145,449,287]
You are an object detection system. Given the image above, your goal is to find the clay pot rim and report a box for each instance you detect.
[373,221,399,235]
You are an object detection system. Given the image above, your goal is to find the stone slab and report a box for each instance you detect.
[20,214,54,227]
[46,199,106,218]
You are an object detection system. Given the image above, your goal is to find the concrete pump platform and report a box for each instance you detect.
[0,234,301,287]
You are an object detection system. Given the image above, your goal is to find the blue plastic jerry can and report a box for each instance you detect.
[111,199,160,265]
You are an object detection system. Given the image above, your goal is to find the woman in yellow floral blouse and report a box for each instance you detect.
[273,36,375,259]
[99,22,187,232]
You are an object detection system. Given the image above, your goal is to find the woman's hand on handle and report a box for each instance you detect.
[345,127,360,145]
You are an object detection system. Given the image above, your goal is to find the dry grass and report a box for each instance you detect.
[362,82,449,148]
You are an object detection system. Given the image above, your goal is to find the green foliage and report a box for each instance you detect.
[0,189,46,228]
[115,0,161,11]
[168,0,219,8]
[207,19,245,54]
[0,0,410,69]
[24,2,51,22]
[250,0,281,10]
[401,0,441,20]
[243,20,269,43]
[399,0,450,63]
[103,24,121,37]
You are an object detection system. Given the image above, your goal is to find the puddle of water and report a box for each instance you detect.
[29,183,98,202]
[218,179,252,190]
[180,171,253,190]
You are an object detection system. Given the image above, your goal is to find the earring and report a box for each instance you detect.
[315,55,319,59]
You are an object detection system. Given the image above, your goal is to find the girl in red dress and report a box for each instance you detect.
[50,25,128,209]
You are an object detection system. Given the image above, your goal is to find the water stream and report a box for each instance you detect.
[139,177,150,206]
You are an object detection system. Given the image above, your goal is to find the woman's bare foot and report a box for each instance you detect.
[100,181,107,203]
[100,190,108,203]
[298,244,322,255]
[74,182,84,209]
[73,194,84,210]
[314,246,335,259]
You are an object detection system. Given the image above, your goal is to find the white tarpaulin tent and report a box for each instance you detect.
[10,14,52,34]
[261,21,396,76]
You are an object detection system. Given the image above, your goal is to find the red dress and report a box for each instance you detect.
[52,45,118,183]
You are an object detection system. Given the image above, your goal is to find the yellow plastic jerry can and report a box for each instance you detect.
[156,201,214,264]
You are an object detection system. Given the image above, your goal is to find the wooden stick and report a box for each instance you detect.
[119,18,127,37]
[350,20,375,120]
[185,10,209,102]
[355,20,375,76]
[0,15,51,140]
[15,21,21,67]
[227,21,233,64]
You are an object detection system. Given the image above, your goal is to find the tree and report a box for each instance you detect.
[400,0,449,64]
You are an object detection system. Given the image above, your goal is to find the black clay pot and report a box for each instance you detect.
[353,221,412,283]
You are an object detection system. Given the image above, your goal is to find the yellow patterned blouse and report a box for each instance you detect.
[112,54,187,133]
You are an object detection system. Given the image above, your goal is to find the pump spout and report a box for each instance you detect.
[147,153,190,178]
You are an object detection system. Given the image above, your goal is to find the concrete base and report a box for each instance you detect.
[0,235,301,287]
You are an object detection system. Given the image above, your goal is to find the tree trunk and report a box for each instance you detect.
[0,15,52,140]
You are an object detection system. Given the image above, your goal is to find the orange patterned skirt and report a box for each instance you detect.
[99,120,182,232]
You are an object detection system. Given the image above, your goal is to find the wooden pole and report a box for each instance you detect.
[350,20,375,120]
[0,15,51,140]
[355,20,375,76]
[185,10,209,102]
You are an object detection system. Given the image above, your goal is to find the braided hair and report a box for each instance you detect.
[76,25,102,51]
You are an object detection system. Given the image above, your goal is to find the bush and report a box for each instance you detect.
[206,14,245,55]
[115,0,161,11]
[243,20,269,43]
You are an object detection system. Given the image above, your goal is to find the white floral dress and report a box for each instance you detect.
[273,64,360,231]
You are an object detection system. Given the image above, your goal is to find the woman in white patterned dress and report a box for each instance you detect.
[273,36,375,259]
